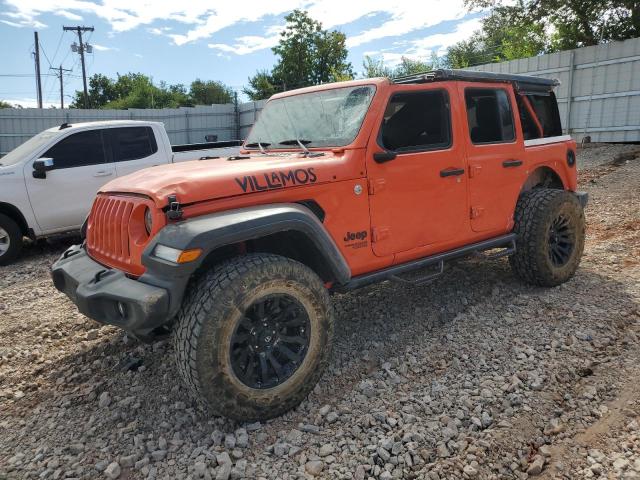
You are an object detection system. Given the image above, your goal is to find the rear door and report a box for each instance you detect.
[109,126,165,177]
[366,84,469,257]
[24,129,115,232]
[460,83,527,234]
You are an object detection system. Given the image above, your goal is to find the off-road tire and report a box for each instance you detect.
[509,188,585,287]
[0,213,23,266]
[173,253,333,421]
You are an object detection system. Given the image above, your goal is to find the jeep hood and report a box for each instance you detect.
[100,151,358,207]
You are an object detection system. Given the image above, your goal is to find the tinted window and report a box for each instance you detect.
[112,127,157,162]
[528,94,562,137]
[42,130,105,169]
[380,90,451,152]
[465,88,515,144]
[516,94,540,140]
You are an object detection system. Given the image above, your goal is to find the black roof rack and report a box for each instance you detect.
[392,69,559,94]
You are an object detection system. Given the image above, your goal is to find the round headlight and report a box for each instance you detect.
[144,208,153,235]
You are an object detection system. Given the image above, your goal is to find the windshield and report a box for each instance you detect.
[0,131,57,166]
[245,85,376,149]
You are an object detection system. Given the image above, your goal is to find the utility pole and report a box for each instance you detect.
[63,25,94,108]
[50,66,72,109]
[33,31,43,109]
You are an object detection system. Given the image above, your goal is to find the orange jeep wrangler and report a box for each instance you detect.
[52,70,587,420]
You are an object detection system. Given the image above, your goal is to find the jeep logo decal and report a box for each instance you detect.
[343,230,368,250]
[235,168,317,193]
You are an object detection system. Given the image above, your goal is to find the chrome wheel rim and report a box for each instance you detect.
[0,227,10,255]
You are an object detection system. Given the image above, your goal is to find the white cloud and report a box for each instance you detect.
[367,17,483,67]
[1,0,480,54]
[55,9,83,20]
[91,43,118,51]
[4,98,58,108]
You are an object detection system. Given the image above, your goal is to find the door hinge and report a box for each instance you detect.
[371,226,390,242]
[470,206,484,219]
[469,165,482,178]
[368,178,386,195]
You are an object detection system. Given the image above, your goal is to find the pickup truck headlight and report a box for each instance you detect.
[144,208,153,235]
[153,244,202,264]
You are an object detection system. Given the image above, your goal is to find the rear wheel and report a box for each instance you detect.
[509,188,585,287]
[0,213,23,266]
[173,253,333,421]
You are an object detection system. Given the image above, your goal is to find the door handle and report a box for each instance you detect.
[440,167,465,178]
[502,159,523,168]
[93,171,113,177]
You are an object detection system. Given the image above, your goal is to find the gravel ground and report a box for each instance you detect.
[1,143,639,480]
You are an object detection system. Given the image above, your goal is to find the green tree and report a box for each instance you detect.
[70,73,233,109]
[245,10,353,100]
[462,0,640,53]
[189,79,233,105]
[361,55,434,79]
[0,100,13,109]
[242,70,279,101]
[361,55,393,78]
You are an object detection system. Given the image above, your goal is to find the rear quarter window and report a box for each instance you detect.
[111,127,158,162]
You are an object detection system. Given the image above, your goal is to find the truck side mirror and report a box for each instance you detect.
[33,158,54,179]
[373,151,397,163]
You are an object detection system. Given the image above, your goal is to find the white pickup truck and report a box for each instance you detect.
[0,120,241,264]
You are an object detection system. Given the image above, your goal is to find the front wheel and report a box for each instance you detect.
[173,253,334,421]
[510,189,585,287]
[0,213,23,266]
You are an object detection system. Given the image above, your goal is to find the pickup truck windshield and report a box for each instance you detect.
[0,131,57,166]
[245,85,375,149]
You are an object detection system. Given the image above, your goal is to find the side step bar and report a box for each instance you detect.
[335,234,517,292]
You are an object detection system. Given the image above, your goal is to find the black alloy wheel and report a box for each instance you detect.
[230,294,311,389]
[548,214,575,267]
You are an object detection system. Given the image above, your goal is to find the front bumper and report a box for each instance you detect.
[51,245,172,338]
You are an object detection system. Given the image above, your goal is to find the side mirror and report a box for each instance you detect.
[373,151,397,163]
[33,158,54,179]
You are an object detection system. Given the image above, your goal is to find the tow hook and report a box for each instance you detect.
[166,194,183,220]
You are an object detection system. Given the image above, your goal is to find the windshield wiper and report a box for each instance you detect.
[278,139,325,158]
[245,141,271,154]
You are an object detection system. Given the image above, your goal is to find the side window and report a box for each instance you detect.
[516,95,540,140]
[111,127,158,162]
[465,88,515,144]
[41,130,106,169]
[380,90,451,152]
[527,93,562,137]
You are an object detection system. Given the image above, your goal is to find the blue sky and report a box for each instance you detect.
[0,1,485,107]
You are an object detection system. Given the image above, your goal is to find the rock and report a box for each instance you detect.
[305,460,324,476]
[527,455,545,476]
[354,465,366,480]
[86,330,99,340]
[590,463,603,475]
[544,418,565,435]
[538,445,552,457]
[194,461,207,477]
[120,454,136,468]
[326,411,339,424]
[463,464,478,477]
[98,392,111,408]
[216,462,232,480]
[151,450,166,461]
[224,434,236,449]
[235,428,249,448]
[104,462,121,479]
[613,458,629,471]
[230,458,247,479]
[377,447,391,462]
[319,444,335,457]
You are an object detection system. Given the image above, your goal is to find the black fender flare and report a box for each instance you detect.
[141,203,351,285]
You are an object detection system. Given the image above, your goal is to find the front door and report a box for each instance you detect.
[24,129,115,232]
[367,84,469,257]
[459,83,527,234]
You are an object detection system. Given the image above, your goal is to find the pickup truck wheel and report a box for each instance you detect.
[509,188,585,287]
[173,253,333,421]
[0,214,23,266]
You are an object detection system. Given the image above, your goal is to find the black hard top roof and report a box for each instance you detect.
[392,69,559,94]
